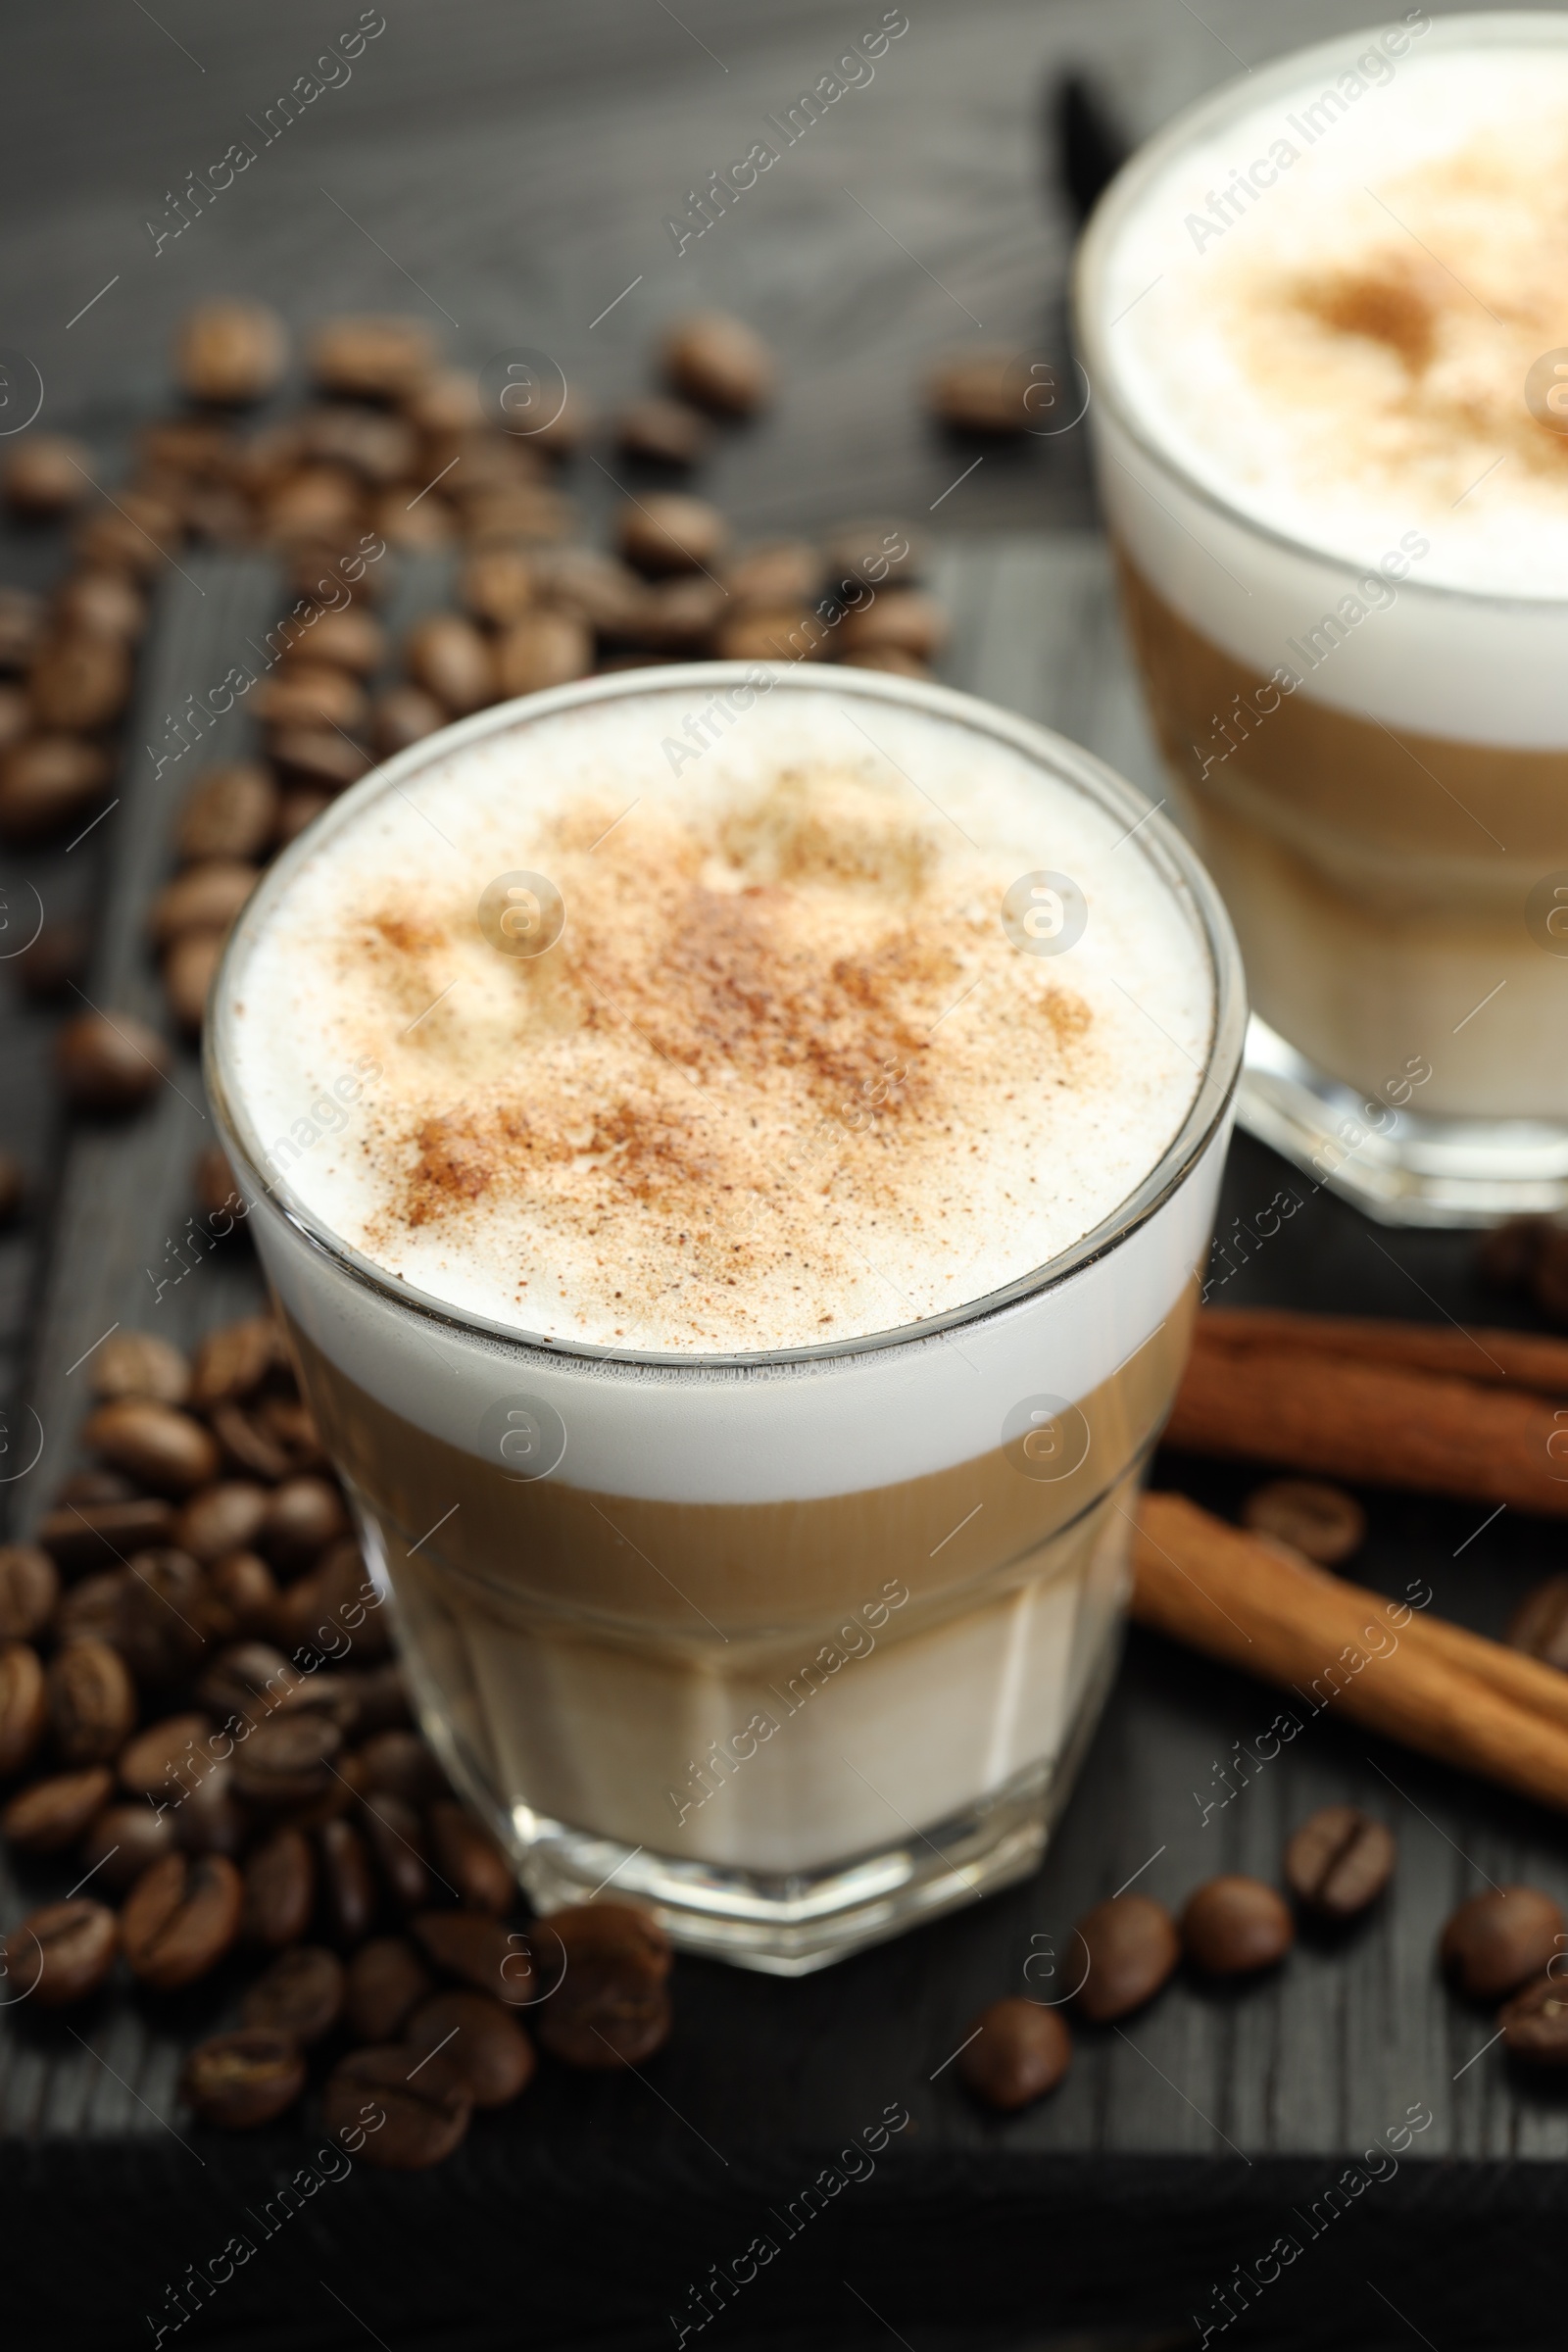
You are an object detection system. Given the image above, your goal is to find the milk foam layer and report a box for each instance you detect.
[1098,26,1568,595]
[224,677,1211,1354]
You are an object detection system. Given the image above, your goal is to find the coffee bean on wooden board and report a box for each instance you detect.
[30,635,132,731]
[176,763,278,863]
[89,1331,190,1406]
[7,1898,118,2007]
[91,1551,209,1688]
[403,613,494,714]
[323,2043,470,2170]
[530,1903,673,2066]
[243,1943,345,2044]
[616,493,727,576]
[412,1909,531,2005]
[343,1936,432,2044]
[1071,1894,1180,2023]
[232,1714,342,1808]
[1284,1807,1396,1920]
[122,1851,243,1989]
[190,1316,283,1410]
[3,434,92,516]
[192,1144,247,1225]
[174,1482,270,1564]
[81,1399,219,1494]
[1441,1886,1566,2001]
[260,1477,348,1566]
[957,1998,1072,2110]
[662,314,774,416]
[362,1790,431,1910]
[427,1801,513,1915]
[318,1816,377,1945]
[118,1712,216,1801]
[197,1641,301,1727]
[242,1825,317,1949]
[492,610,593,697]
[310,315,436,402]
[836,590,948,663]
[615,397,711,467]
[405,1989,536,2108]
[1499,1972,1568,2066]
[372,684,445,757]
[1242,1479,1366,1568]
[0,1642,47,1776]
[926,348,1047,434]
[1181,1878,1295,1977]
[360,1730,447,1807]
[0,738,112,843]
[56,569,145,646]
[0,1547,59,1643]
[2,1765,115,1853]
[181,2030,307,2131]
[176,302,288,406]
[208,1551,280,1637]
[14,917,88,1000]
[78,1799,175,1891]
[148,858,258,948]
[36,1496,175,1572]
[46,1640,136,1765]
[1506,1580,1568,1671]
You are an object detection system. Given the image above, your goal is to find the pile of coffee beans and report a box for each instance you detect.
[1476,1213,1568,1327]
[0,1309,673,2167]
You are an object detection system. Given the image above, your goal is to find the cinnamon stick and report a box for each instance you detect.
[1165,1323,1568,1516]
[1132,1492,1568,1815]
[1199,1306,1568,1397]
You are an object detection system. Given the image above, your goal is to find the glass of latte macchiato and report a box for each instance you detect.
[208,664,1243,1972]
[1078,11,1568,1224]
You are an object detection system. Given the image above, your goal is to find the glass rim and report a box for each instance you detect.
[205,661,1246,1379]
[1073,9,1568,612]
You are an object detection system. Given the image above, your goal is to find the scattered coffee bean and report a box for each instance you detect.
[242,1943,345,2044]
[617,492,728,576]
[346,1936,434,2043]
[259,1476,347,1566]
[957,1998,1072,2109]
[36,1496,174,1572]
[192,1144,246,1225]
[176,302,288,405]
[361,1730,447,1807]
[616,397,711,466]
[1500,1971,1568,2066]
[242,1825,317,1949]
[181,2029,307,2130]
[198,1641,299,1727]
[78,1799,175,1891]
[122,1851,243,1989]
[1442,1886,1566,2001]
[837,643,929,677]
[1072,1893,1181,2023]
[662,313,774,416]
[412,1909,528,2004]
[190,1315,281,1409]
[56,569,145,646]
[1284,1807,1396,1919]
[1243,1479,1366,1568]
[208,1550,280,1636]
[0,1546,58,1643]
[9,1897,118,2007]
[3,1764,116,1852]
[362,1790,431,1910]
[837,590,948,662]
[530,1903,673,2066]
[57,1007,171,1115]
[403,612,494,714]
[323,2043,471,2170]
[926,349,1044,434]
[310,315,435,401]
[174,1759,247,1857]
[113,1549,210,1685]
[82,1398,219,1494]
[0,585,41,669]
[176,762,277,863]
[3,434,91,517]
[713,609,817,662]
[14,917,88,1000]
[0,737,112,843]
[271,725,370,794]
[372,683,446,757]
[251,1396,325,1473]
[0,1641,47,1776]
[118,1712,216,1801]
[148,858,258,948]
[210,1400,292,1482]
[302,605,386,674]
[30,634,132,731]
[1506,1580,1568,1672]
[406,1988,536,2108]
[491,609,592,698]
[47,1640,136,1765]
[724,540,822,610]
[341,1662,413,1737]
[318,1816,377,1945]
[174,1482,270,1564]
[1181,1877,1295,1977]
[630,575,728,655]
[89,1331,190,1406]
[427,1800,513,1915]
[232,1714,342,1809]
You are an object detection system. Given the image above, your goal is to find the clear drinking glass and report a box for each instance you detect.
[207,665,1245,1973]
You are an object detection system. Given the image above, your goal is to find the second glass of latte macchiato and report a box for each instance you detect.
[1078,11,1568,1224]
[208,663,1243,1972]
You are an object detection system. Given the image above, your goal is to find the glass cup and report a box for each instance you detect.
[206,665,1245,1973]
[1076,13,1568,1226]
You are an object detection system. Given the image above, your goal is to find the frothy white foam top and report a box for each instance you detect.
[223,680,1211,1354]
[1098,28,1568,595]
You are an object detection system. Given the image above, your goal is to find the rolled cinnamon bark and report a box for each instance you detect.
[1199,1307,1568,1397]
[1133,1493,1568,1814]
[1165,1324,1568,1516]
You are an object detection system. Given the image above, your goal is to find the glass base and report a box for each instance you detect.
[1238,1014,1568,1228]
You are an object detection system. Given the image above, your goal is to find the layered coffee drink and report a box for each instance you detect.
[1077,13,1568,1217]
[209,664,1243,1969]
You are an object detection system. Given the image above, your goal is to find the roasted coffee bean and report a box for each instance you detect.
[376,486,457,549]
[957,1997,1072,2110]
[372,684,445,758]
[459,546,535,627]
[837,644,930,677]
[177,301,287,405]
[823,518,924,595]
[0,687,26,758]
[15,916,88,1000]
[0,585,41,669]
[280,1546,387,1666]
[48,1640,136,1765]
[114,1550,211,1685]
[75,490,182,578]
[59,1004,171,1115]
[122,1852,243,1989]
[210,1402,292,1483]
[0,737,112,843]
[927,349,1045,434]
[0,1641,47,1776]
[662,313,774,416]
[713,608,818,662]
[1442,1886,1566,2001]
[361,1730,447,1807]
[0,1545,58,1643]
[54,1468,136,1507]
[232,1713,342,1808]
[531,544,645,632]
[174,1482,270,1565]
[255,662,369,734]
[118,1712,216,1800]
[175,1760,247,1857]
[9,1898,118,2007]
[260,1477,348,1567]
[403,613,495,715]
[90,1331,190,1406]
[56,569,146,646]
[1506,1579,1568,1672]
[341,1662,413,1736]
[79,1799,175,1891]
[242,1825,317,1948]
[181,2029,306,2131]
[197,1640,300,1727]
[251,1396,325,1474]
[407,1988,536,2108]
[191,1315,282,1410]
[311,315,435,401]
[270,724,371,792]
[1071,1893,1181,2023]
[1500,1971,1568,2065]
[324,2043,470,2169]
[412,1909,529,2004]
[363,1791,431,1909]
[427,1800,513,1915]
[82,1392,216,1486]
[176,762,277,864]
[242,1943,345,2043]
[5,1765,116,1852]
[1530,1223,1568,1325]
[262,465,362,550]
[457,478,577,544]
[616,397,711,467]
[149,858,258,949]
[491,609,592,698]
[1284,1807,1396,1919]
[837,590,949,663]
[724,540,821,611]
[299,407,415,485]
[193,1144,246,1224]
[3,434,91,516]
[301,605,386,674]
[616,493,728,577]
[1243,1479,1366,1568]
[82,1399,218,1494]
[208,1550,281,1637]
[273,783,329,846]
[627,576,728,656]
[36,1496,174,1572]
[531,1903,673,2066]
[1181,1877,1295,1977]
[318,1816,377,1945]
[30,635,131,732]
[346,1936,434,2042]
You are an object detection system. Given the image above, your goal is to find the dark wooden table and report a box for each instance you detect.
[3,7,1565,2349]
